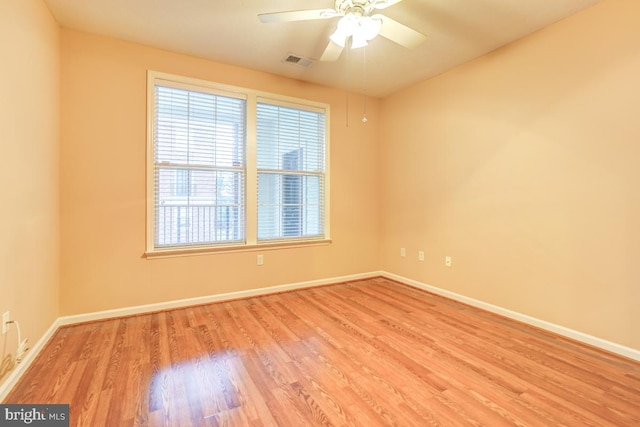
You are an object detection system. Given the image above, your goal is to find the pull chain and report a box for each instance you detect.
[345,41,350,127]
[362,46,368,123]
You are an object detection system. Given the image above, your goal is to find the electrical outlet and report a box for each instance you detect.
[2,311,10,335]
[445,256,452,267]
[418,251,425,262]
[257,254,264,266]
[400,248,406,257]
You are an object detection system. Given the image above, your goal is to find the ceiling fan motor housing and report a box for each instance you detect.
[336,0,376,17]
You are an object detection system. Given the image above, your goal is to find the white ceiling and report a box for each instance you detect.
[43,0,602,98]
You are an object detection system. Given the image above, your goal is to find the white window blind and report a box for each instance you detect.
[154,85,246,248]
[256,102,326,241]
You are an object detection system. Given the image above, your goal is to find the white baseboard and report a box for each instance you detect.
[56,271,380,327]
[0,318,62,402]
[381,271,640,362]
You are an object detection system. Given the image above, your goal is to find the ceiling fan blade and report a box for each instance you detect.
[320,40,344,61]
[372,0,405,10]
[378,15,426,49]
[258,9,338,23]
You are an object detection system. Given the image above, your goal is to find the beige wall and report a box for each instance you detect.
[59,31,381,315]
[380,0,640,349]
[0,0,60,384]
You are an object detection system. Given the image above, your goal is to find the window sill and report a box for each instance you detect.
[144,239,332,259]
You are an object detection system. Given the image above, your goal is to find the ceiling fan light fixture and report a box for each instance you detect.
[359,16,382,41]
[330,13,382,49]
[329,29,348,47]
[330,14,356,47]
[351,32,368,49]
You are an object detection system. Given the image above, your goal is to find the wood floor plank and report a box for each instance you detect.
[3,277,640,426]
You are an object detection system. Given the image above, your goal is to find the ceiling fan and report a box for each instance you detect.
[258,0,426,61]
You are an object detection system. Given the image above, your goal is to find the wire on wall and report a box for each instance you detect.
[0,320,29,380]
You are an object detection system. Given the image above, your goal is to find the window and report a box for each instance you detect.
[153,85,246,248]
[257,102,326,241]
[146,71,329,255]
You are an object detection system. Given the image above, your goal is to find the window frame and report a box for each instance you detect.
[145,71,331,258]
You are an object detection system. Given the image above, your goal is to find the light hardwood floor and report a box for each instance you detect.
[4,277,640,426]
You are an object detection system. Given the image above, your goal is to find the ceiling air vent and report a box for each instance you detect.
[283,53,313,68]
